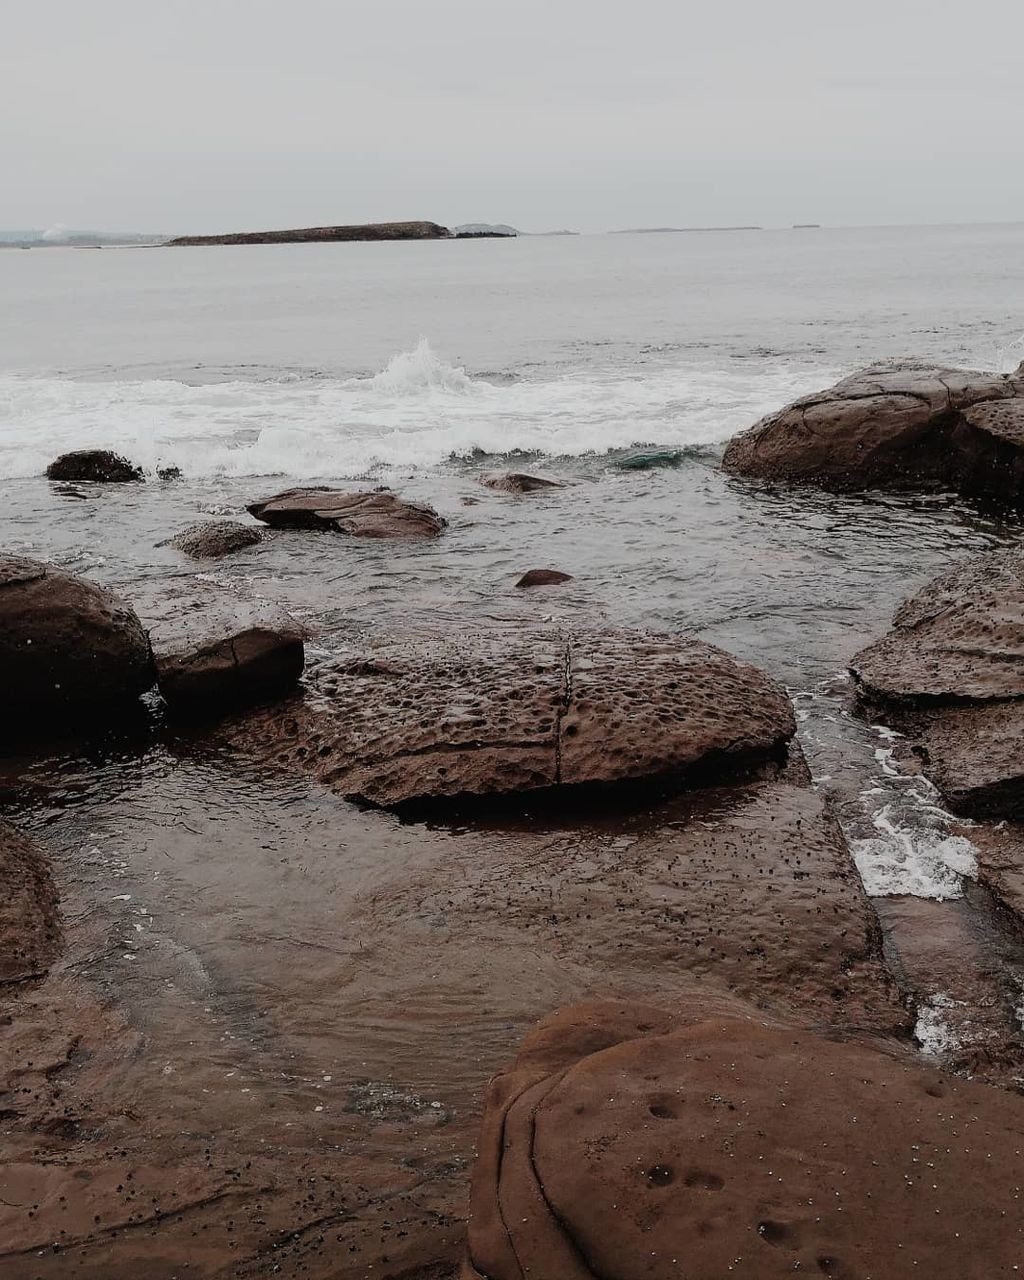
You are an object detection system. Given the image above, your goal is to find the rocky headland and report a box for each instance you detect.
[166,221,453,246]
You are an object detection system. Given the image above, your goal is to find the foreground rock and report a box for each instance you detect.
[0,820,59,984]
[723,360,1024,500]
[515,568,573,588]
[0,556,153,736]
[133,581,304,715]
[45,449,143,483]
[463,1000,1024,1280]
[479,472,565,493]
[851,550,1024,816]
[222,629,795,809]
[161,520,263,559]
[247,487,447,538]
[167,220,452,246]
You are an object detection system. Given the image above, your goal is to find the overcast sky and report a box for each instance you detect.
[3,0,1022,234]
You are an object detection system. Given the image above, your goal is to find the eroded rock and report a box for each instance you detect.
[479,472,565,494]
[45,450,144,483]
[723,360,1024,499]
[851,551,1024,816]
[221,630,795,809]
[0,820,60,985]
[463,1001,1024,1280]
[0,555,154,736]
[162,520,264,559]
[247,487,447,538]
[133,581,304,715]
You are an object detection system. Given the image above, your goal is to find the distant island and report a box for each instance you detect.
[166,220,452,246]
[454,223,518,238]
[610,226,762,234]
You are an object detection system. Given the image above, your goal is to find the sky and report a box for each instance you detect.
[3,0,1023,235]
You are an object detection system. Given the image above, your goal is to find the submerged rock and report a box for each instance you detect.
[479,472,565,494]
[221,629,795,809]
[247,487,447,538]
[722,360,1024,500]
[463,1000,1024,1280]
[0,555,154,736]
[45,449,144,483]
[0,820,60,984]
[515,568,573,588]
[162,520,264,559]
[851,550,1024,816]
[133,581,304,715]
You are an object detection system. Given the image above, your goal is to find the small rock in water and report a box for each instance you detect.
[161,521,264,560]
[247,487,447,539]
[515,569,574,589]
[614,448,687,471]
[479,472,566,494]
[45,449,144,483]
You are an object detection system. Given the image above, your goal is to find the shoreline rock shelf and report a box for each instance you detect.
[723,359,1024,501]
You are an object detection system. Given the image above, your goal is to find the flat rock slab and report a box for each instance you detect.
[45,450,144,482]
[132,581,304,714]
[463,1002,1024,1280]
[722,360,1024,499]
[0,821,59,985]
[162,520,263,559]
[247,487,446,538]
[852,551,1024,816]
[223,630,796,809]
[0,555,154,734]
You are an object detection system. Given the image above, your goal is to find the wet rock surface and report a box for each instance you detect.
[463,1000,1024,1280]
[222,629,797,809]
[723,360,1024,499]
[0,820,60,985]
[45,449,144,483]
[0,555,154,736]
[133,580,304,714]
[851,550,1024,817]
[515,568,573,588]
[247,487,447,538]
[479,472,565,493]
[162,520,264,559]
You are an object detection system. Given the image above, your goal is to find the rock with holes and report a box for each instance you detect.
[219,629,795,808]
[247,487,446,538]
[851,550,1024,816]
[132,580,304,715]
[45,449,144,482]
[162,521,264,559]
[462,1000,1024,1280]
[0,820,60,984]
[722,360,1024,499]
[515,568,573,588]
[0,555,154,740]
[479,472,565,494]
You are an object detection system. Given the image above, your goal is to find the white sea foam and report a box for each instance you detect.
[914,994,968,1056]
[0,339,830,480]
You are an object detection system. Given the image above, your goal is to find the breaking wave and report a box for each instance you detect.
[0,339,829,480]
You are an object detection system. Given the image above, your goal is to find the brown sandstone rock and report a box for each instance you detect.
[0,556,154,736]
[515,568,573,588]
[133,581,304,715]
[45,450,144,482]
[220,630,796,809]
[851,551,1024,816]
[0,820,59,985]
[463,1002,1024,1280]
[247,487,447,538]
[722,361,1024,499]
[161,520,263,559]
[479,472,565,493]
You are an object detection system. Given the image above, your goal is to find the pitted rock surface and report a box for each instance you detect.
[0,555,154,734]
[479,472,565,493]
[722,360,1024,498]
[851,551,1024,817]
[462,1001,1024,1280]
[133,580,304,714]
[162,520,263,559]
[0,821,60,985]
[223,630,796,808]
[247,487,446,538]
[45,449,144,483]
